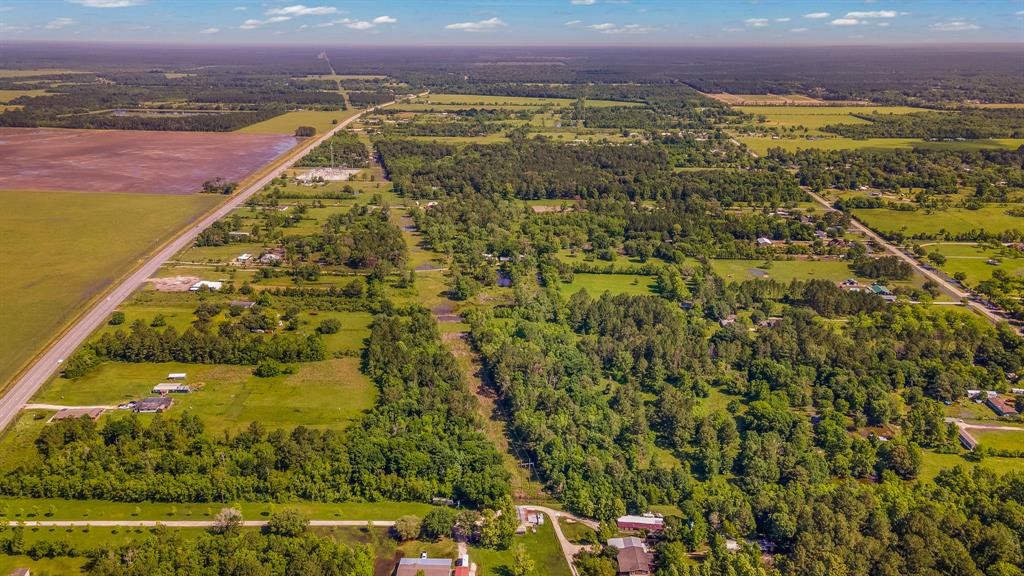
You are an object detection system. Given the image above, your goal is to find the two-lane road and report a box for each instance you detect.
[0,96,415,433]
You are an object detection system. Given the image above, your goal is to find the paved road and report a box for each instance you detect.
[0,95,415,434]
[804,189,1010,327]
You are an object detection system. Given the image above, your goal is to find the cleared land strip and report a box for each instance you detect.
[6,520,395,528]
[0,93,424,434]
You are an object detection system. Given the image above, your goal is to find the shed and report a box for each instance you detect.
[958,428,978,451]
[167,373,187,380]
[51,408,103,422]
[152,383,191,394]
[986,396,1018,417]
[608,536,646,550]
[756,237,773,246]
[134,397,174,413]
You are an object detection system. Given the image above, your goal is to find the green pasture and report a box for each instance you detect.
[971,427,1024,451]
[470,518,572,576]
[0,190,219,389]
[710,259,863,284]
[918,451,1024,481]
[736,105,923,132]
[239,109,355,135]
[852,206,1024,238]
[560,273,657,296]
[33,357,375,434]
[922,243,1024,286]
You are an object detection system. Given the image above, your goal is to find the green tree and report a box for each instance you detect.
[266,507,309,537]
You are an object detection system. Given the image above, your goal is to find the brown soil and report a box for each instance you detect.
[0,127,297,194]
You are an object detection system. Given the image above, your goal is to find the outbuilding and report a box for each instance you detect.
[134,397,174,413]
[394,557,452,576]
[616,514,665,532]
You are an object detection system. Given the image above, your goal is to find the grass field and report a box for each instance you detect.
[470,518,572,576]
[0,89,49,103]
[34,357,375,434]
[560,273,657,296]
[922,243,1024,286]
[710,259,864,284]
[737,136,1024,156]
[919,451,1024,480]
[971,428,1024,451]
[737,105,923,132]
[0,190,220,389]
[853,206,1024,238]
[238,109,355,135]
[0,69,83,78]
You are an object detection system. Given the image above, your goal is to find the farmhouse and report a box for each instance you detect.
[393,557,452,576]
[615,543,654,575]
[189,280,223,291]
[616,514,665,532]
[986,396,1018,417]
[134,397,174,413]
[51,408,103,422]
[152,383,191,394]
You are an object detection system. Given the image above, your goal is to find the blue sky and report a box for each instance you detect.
[1,0,1022,45]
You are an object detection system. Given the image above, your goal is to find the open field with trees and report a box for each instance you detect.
[852,206,1024,238]
[238,109,355,135]
[0,190,219,388]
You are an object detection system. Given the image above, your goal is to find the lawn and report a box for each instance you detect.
[736,105,923,132]
[0,190,220,389]
[737,136,1024,156]
[560,273,657,296]
[33,358,375,434]
[852,206,1024,238]
[970,428,1024,451]
[238,109,355,135]
[470,517,572,576]
[920,243,1024,286]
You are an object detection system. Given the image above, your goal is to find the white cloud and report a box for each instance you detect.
[233,5,247,10]
[0,23,26,33]
[45,17,77,29]
[775,17,791,22]
[565,19,582,26]
[745,18,770,27]
[321,15,397,29]
[877,22,890,27]
[67,0,144,7]
[266,4,337,16]
[830,18,860,26]
[930,20,980,31]
[588,22,656,34]
[445,17,506,32]
[200,27,220,34]
[804,12,830,19]
[790,27,808,32]
[571,0,597,4]
[845,10,898,18]
[239,16,291,29]
[1016,10,1024,17]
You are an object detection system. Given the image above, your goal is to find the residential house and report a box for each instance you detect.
[615,544,654,576]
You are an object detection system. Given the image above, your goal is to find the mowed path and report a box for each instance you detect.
[0,94,421,434]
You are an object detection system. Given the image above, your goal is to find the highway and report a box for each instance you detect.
[0,95,414,434]
[804,189,1012,328]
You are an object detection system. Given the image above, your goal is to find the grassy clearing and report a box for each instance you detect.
[710,259,863,284]
[561,273,657,296]
[971,428,1024,451]
[918,451,1024,480]
[737,136,1024,156]
[852,206,1024,238]
[34,357,374,434]
[0,89,50,103]
[923,243,1024,286]
[238,109,355,135]
[0,190,220,389]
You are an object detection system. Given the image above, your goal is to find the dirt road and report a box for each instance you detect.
[527,506,599,576]
[804,189,1011,328]
[0,95,420,434]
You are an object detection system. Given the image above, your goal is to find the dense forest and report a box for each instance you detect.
[295,130,369,168]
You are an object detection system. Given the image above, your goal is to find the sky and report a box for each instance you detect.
[1,0,1022,45]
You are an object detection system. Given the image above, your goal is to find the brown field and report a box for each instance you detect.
[0,128,298,194]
